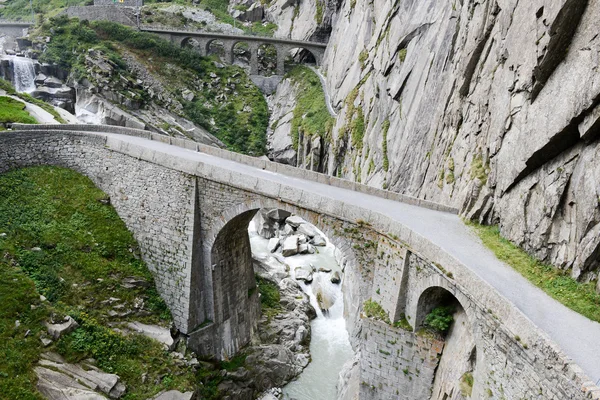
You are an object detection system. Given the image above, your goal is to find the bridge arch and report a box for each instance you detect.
[190,197,357,358]
[411,284,481,400]
[206,38,227,60]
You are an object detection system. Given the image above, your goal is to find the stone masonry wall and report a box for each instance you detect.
[359,319,443,400]
[2,128,597,397]
[66,6,137,26]
[0,132,195,331]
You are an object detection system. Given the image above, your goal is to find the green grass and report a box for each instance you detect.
[37,17,268,155]
[470,222,600,323]
[1,77,66,124]
[0,0,90,20]
[0,96,37,125]
[363,299,390,323]
[287,66,334,150]
[0,166,202,399]
[256,276,282,320]
[382,119,390,172]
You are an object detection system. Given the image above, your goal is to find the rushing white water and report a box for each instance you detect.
[249,220,354,400]
[7,56,36,93]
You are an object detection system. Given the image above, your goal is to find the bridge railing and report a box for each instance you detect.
[10,123,458,214]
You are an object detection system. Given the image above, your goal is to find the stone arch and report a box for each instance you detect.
[257,43,278,76]
[286,46,318,66]
[232,40,251,70]
[191,197,359,358]
[206,38,227,60]
[180,37,207,57]
[413,285,480,400]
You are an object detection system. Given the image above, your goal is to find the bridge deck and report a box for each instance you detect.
[96,132,600,382]
[140,27,328,48]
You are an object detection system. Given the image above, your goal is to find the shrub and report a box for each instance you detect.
[424,306,454,333]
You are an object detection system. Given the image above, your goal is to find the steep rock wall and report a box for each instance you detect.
[299,0,600,283]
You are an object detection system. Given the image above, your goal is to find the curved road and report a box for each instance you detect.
[91,131,600,383]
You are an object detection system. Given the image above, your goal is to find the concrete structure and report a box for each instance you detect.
[94,0,140,7]
[143,27,327,75]
[0,21,32,38]
[1,124,599,399]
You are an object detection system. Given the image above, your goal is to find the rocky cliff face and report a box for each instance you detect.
[269,0,600,286]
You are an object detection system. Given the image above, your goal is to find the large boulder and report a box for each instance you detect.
[45,316,79,340]
[294,265,313,283]
[285,215,305,228]
[281,235,299,257]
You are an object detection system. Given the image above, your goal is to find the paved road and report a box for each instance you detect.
[105,133,600,382]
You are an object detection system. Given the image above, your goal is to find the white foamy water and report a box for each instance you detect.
[249,220,354,400]
[7,56,36,93]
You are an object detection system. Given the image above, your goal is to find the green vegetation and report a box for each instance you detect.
[256,275,282,320]
[424,306,454,333]
[0,78,66,124]
[0,0,89,20]
[0,166,200,399]
[460,372,474,396]
[38,17,268,155]
[469,222,600,323]
[393,314,412,331]
[351,107,365,150]
[195,0,276,36]
[315,0,324,24]
[470,153,490,184]
[363,299,390,323]
[382,119,390,171]
[359,49,369,69]
[0,96,37,126]
[287,66,334,150]
[398,48,407,62]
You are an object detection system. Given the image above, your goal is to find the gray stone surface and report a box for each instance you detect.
[126,322,174,349]
[45,316,79,340]
[281,235,299,256]
[1,127,598,398]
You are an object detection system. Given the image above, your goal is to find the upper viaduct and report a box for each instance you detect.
[1,125,599,399]
[0,20,326,75]
[143,27,327,76]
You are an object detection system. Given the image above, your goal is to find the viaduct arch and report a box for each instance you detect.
[144,27,326,75]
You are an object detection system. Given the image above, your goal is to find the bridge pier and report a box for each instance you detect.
[276,49,286,76]
[249,43,259,75]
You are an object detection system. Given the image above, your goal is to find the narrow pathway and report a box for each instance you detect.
[308,66,337,117]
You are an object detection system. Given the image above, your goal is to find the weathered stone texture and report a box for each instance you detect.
[1,129,596,398]
[0,132,195,332]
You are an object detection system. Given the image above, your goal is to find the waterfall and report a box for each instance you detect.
[8,56,36,93]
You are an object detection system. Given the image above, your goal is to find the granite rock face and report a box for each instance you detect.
[270,0,600,285]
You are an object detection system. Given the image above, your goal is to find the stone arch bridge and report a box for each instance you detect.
[141,27,327,75]
[1,125,599,399]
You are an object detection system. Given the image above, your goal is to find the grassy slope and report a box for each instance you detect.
[286,66,334,150]
[0,78,66,124]
[37,17,268,155]
[470,223,600,323]
[0,96,37,125]
[0,166,196,399]
[0,0,89,20]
